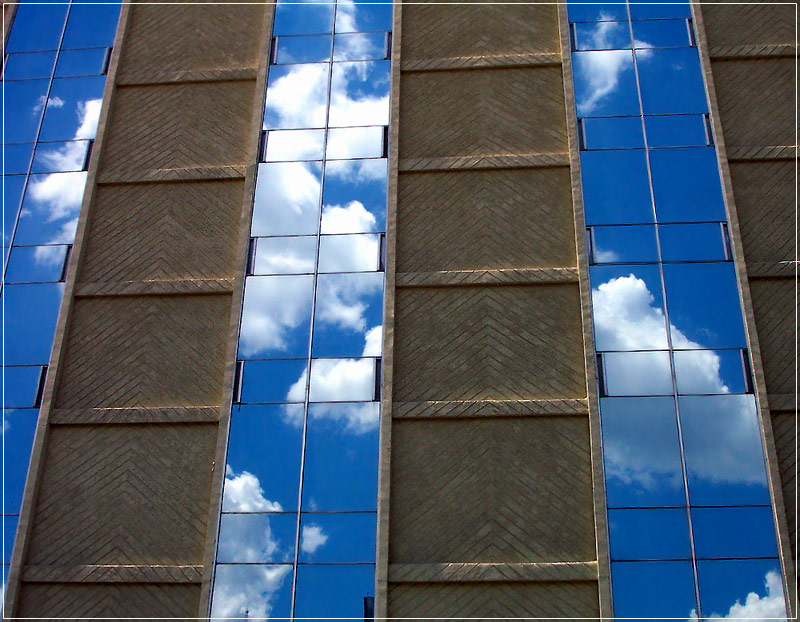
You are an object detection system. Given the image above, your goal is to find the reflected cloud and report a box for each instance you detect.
[694,571,787,621]
[300,524,328,554]
[316,272,383,332]
[32,94,64,113]
[211,564,291,621]
[321,200,377,233]
[222,465,283,512]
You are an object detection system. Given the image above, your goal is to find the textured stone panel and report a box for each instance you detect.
[397,167,575,272]
[25,423,216,565]
[98,81,255,180]
[711,58,794,150]
[393,284,586,401]
[388,581,599,619]
[390,417,596,564]
[771,411,797,557]
[402,3,559,59]
[730,161,794,263]
[17,583,200,619]
[55,295,229,408]
[703,3,795,48]
[117,4,263,82]
[399,67,566,159]
[749,278,796,397]
[79,180,242,283]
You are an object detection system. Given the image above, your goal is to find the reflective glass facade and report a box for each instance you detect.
[568,1,788,618]
[209,1,391,619]
[2,0,120,592]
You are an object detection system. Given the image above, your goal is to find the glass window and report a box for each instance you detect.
[223,404,304,513]
[32,140,90,173]
[696,559,786,620]
[572,50,639,117]
[329,61,390,128]
[580,150,653,225]
[308,357,377,402]
[650,147,726,223]
[312,272,384,358]
[298,513,376,562]
[294,564,375,619]
[674,350,748,395]
[4,143,35,175]
[217,513,297,563]
[264,64,330,130]
[590,264,667,351]
[568,3,628,23]
[659,223,727,262]
[264,129,326,162]
[646,114,708,148]
[54,48,108,78]
[590,224,658,264]
[582,117,643,150]
[335,2,392,32]
[274,34,331,64]
[321,159,387,234]
[210,564,293,621]
[603,351,673,396]
[608,508,692,560]
[637,48,708,115]
[333,33,387,61]
[303,402,380,511]
[573,21,630,51]
[3,80,50,143]
[3,516,19,564]
[273,2,334,36]
[3,175,27,246]
[629,1,692,20]
[252,162,322,236]
[61,4,121,48]
[39,76,107,141]
[13,171,88,246]
[5,4,68,53]
[4,368,42,409]
[679,395,770,506]
[663,263,747,349]
[326,126,384,160]
[239,275,313,359]
[632,19,692,48]
[611,560,697,618]
[2,283,64,365]
[318,234,381,273]
[3,51,56,80]
[241,360,308,405]
[6,245,68,283]
[601,397,684,508]
[2,408,39,513]
[252,236,317,276]
[692,507,779,560]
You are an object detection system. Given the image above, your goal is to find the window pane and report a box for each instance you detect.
[239,275,313,359]
[581,150,653,224]
[299,513,376,562]
[674,350,747,395]
[659,223,727,262]
[62,4,121,48]
[609,508,692,560]
[590,264,667,351]
[646,114,708,148]
[329,61,390,127]
[3,80,49,143]
[318,234,380,273]
[321,159,387,233]
[692,507,779,559]
[253,236,317,275]
[603,351,673,396]
[4,367,42,408]
[241,360,308,404]
[6,245,67,283]
[612,561,697,618]
[273,1,334,35]
[632,19,692,48]
[572,50,639,117]
[5,4,68,52]
[326,126,384,160]
[14,172,87,246]
[210,564,293,621]
[217,514,296,563]
[697,559,786,620]
[275,34,331,64]
[2,283,64,365]
[650,147,726,222]
[573,21,630,50]
[54,47,108,78]
[333,33,387,61]
[39,76,107,141]
[3,516,19,564]
[335,2,392,32]
[582,117,643,149]
[32,140,90,173]
[590,224,658,264]
[294,564,375,619]
[679,395,770,506]
[223,404,304,512]
[601,397,684,508]
[3,51,56,80]
[308,357,377,402]
[303,402,379,510]
[629,1,691,20]
[252,162,322,236]
[3,408,39,513]
[4,143,35,175]
[264,63,329,130]
[663,263,746,349]
[637,48,708,114]
[265,129,325,161]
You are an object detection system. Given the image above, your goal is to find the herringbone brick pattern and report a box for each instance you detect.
[55,295,229,408]
[98,81,255,182]
[750,279,796,397]
[399,67,566,159]
[25,424,216,565]
[388,581,600,619]
[729,161,794,263]
[17,583,199,619]
[771,411,797,557]
[118,4,263,83]
[390,417,595,563]
[393,284,586,401]
[397,167,575,272]
[711,58,794,150]
[402,3,559,59]
[79,181,242,282]
[703,3,795,48]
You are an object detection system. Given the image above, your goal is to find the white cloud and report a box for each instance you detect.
[74,98,102,140]
[695,571,787,621]
[211,564,291,621]
[300,524,328,555]
[32,95,64,114]
[252,161,321,237]
[27,171,88,223]
[593,274,669,351]
[321,200,376,234]
[315,272,383,333]
[222,465,283,513]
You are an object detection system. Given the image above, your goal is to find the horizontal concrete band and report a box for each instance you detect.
[21,565,203,584]
[709,43,797,59]
[50,407,221,425]
[725,145,797,162]
[746,262,797,279]
[74,279,234,297]
[768,394,797,413]
[393,399,589,418]
[97,165,248,184]
[388,562,599,583]
[396,268,579,288]
[401,53,562,72]
[117,67,259,86]
[398,153,570,172]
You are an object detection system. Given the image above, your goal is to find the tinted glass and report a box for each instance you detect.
[659,223,727,262]
[582,117,643,149]
[321,159,387,233]
[572,50,639,117]
[645,114,708,148]
[217,514,297,563]
[3,51,56,80]
[609,508,691,560]
[6,245,67,283]
[650,148,726,222]
[632,19,692,48]
[210,564,293,620]
[590,225,658,264]
[581,150,652,224]
[294,564,375,619]
[603,351,673,396]
[612,560,697,618]
[674,349,748,395]
[252,236,317,276]
[692,506,779,559]
[241,360,308,404]
[696,559,786,620]
[573,20,630,51]
[2,408,39,513]
[252,162,322,236]
[2,283,64,365]
[308,358,377,402]
[298,513,376,562]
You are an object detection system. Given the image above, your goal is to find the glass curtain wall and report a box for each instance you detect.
[567,1,788,619]
[210,1,391,619]
[2,0,120,591]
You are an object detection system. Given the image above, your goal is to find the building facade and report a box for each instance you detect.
[2,1,796,619]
